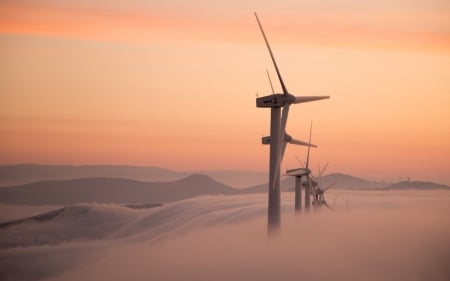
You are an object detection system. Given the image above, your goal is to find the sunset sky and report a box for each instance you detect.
[1,0,449,184]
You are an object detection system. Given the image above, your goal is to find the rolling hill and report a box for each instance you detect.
[0,164,186,187]
[1,165,448,207]
[0,164,267,188]
[384,181,450,190]
[0,174,237,205]
[239,173,381,193]
[320,173,381,189]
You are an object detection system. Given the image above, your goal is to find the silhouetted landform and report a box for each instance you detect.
[0,164,266,188]
[320,176,450,190]
[0,164,185,187]
[320,173,381,189]
[383,181,450,190]
[241,173,381,193]
[241,173,450,192]
[196,170,267,188]
[1,169,448,206]
[0,174,236,205]
[0,207,65,229]
[239,178,294,193]
[0,204,133,249]
[124,203,164,209]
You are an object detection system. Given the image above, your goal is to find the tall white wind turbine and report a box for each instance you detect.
[254,13,330,232]
[262,70,317,160]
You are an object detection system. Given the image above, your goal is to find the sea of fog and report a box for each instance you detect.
[1,190,449,281]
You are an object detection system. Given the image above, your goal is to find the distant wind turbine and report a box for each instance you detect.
[254,12,330,232]
[287,122,335,213]
[286,121,315,213]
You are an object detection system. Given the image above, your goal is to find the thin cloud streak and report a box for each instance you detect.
[0,1,449,51]
[0,1,248,44]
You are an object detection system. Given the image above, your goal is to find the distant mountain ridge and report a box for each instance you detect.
[1,165,449,206]
[240,173,379,193]
[0,164,266,188]
[321,173,377,189]
[384,181,450,190]
[240,173,450,192]
[0,174,237,205]
[0,164,185,187]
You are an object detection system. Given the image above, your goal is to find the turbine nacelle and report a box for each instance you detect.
[257,93,329,108]
[256,94,287,108]
[262,134,317,147]
[286,167,310,177]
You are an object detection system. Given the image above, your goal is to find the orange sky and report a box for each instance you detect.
[1,0,450,184]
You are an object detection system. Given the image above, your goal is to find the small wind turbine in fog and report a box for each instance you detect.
[288,123,337,213]
[286,121,316,213]
[254,12,329,232]
[311,163,336,210]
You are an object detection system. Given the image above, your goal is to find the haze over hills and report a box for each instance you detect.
[3,164,449,192]
[384,181,450,190]
[2,170,449,206]
[0,164,266,188]
[240,173,386,193]
[0,174,236,205]
[0,164,379,190]
[321,173,380,189]
[0,164,186,187]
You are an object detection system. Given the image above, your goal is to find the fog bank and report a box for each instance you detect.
[1,191,449,281]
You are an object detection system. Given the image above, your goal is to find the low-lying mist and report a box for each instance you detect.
[1,190,449,281]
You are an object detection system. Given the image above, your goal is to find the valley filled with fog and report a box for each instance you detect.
[1,189,449,281]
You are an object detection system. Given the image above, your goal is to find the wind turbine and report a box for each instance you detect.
[288,124,334,213]
[286,121,315,213]
[254,13,330,232]
[262,70,317,158]
[312,164,337,210]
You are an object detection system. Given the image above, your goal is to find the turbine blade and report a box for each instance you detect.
[278,105,290,175]
[309,176,316,196]
[254,12,288,95]
[290,138,317,147]
[331,195,338,209]
[266,69,275,94]
[280,140,287,162]
[318,162,329,178]
[305,121,313,169]
[319,165,324,190]
[294,96,330,104]
[280,104,290,146]
[295,155,304,167]
[324,182,337,191]
[310,173,319,188]
[308,174,314,194]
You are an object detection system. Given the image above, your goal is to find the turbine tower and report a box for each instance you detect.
[254,13,329,232]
